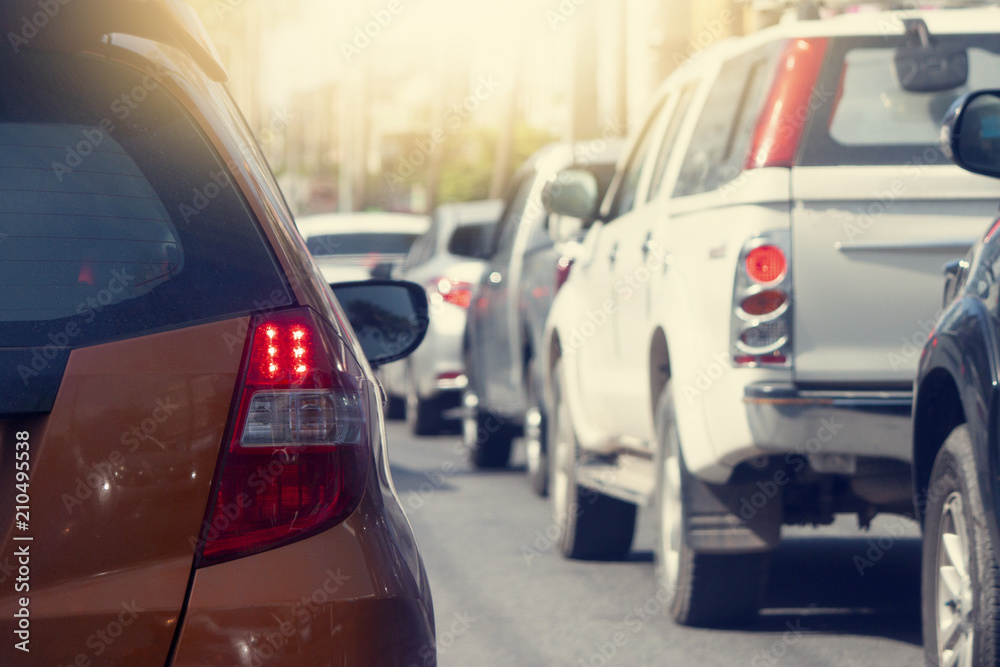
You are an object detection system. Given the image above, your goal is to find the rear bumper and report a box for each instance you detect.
[743,382,913,462]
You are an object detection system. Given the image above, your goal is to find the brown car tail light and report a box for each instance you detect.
[745,37,828,170]
[555,256,574,293]
[731,235,792,367]
[197,307,370,565]
[428,277,473,309]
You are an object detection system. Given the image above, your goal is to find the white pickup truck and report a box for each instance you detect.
[542,8,1000,627]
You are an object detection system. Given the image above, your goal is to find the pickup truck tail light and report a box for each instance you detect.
[745,38,828,170]
[731,236,792,367]
[196,307,370,566]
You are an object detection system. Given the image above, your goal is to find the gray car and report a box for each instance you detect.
[382,200,503,435]
[462,140,622,493]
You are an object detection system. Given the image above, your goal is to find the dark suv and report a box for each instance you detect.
[0,1,435,664]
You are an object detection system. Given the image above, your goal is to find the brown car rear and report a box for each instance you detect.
[0,1,435,664]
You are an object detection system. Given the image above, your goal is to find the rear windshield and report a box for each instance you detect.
[801,34,1000,165]
[306,233,419,256]
[0,50,290,348]
[448,222,495,259]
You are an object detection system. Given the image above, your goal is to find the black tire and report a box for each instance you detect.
[922,424,1000,666]
[654,382,766,627]
[549,358,635,560]
[384,395,406,421]
[463,386,515,468]
[524,359,549,497]
[406,365,442,436]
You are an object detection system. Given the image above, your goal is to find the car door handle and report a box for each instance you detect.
[609,244,617,265]
[641,232,652,258]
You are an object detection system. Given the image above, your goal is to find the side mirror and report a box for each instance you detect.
[542,169,599,243]
[942,89,1000,179]
[329,279,428,368]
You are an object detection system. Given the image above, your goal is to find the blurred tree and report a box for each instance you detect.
[437,123,557,205]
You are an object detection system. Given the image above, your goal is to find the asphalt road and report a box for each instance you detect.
[386,420,925,667]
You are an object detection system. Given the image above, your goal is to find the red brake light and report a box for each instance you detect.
[745,246,787,284]
[555,256,574,292]
[746,38,828,170]
[740,290,786,316]
[985,216,1000,243]
[430,278,473,309]
[196,307,370,565]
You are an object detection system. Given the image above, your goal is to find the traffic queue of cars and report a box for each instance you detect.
[533,7,1000,666]
[345,5,1000,665]
[0,1,436,665]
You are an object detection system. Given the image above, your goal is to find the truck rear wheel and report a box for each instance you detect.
[549,359,635,560]
[463,387,516,469]
[654,383,767,627]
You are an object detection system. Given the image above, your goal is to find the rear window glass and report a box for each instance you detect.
[829,47,1000,146]
[0,50,290,348]
[802,34,1000,165]
[448,222,495,259]
[306,233,419,256]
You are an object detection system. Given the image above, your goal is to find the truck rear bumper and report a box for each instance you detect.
[743,382,913,463]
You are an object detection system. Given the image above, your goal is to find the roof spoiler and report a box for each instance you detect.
[0,0,228,82]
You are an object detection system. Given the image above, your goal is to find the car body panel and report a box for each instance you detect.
[469,141,622,424]
[0,318,245,665]
[792,165,999,384]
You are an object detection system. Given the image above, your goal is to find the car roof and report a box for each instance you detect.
[668,7,1000,77]
[296,212,431,238]
[1,0,227,81]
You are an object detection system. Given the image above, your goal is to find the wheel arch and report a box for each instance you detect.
[913,367,965,523]
[649,327,671,418]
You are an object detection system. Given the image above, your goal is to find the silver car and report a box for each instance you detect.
[382,200,503,435]
[296,212,430,284]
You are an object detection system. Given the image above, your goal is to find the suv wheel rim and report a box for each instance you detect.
[936,491,974,667]
[660,417,682,589]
